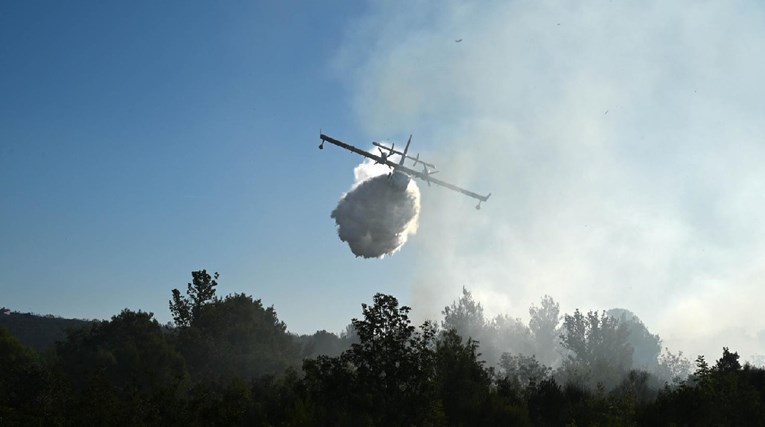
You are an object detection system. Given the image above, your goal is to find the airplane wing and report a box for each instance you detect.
[320,133,491,207]
[320,134,400,168]
[395,163,491,203]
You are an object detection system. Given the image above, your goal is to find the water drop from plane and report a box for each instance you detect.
[331,161,420,258]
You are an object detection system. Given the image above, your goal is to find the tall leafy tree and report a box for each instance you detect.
[169,269,219,328]
[434,329,498,425]
[656,347,692,386]
[488,314,534,366]
[347,293,439,424]
[175,292,299,382]
[528,295,561,367]
[499,352,552,390]
[442,287,487,344]
[304,294,441,426]
[560,309,633,389]
[607,308,661,371]
[715,347,741,373]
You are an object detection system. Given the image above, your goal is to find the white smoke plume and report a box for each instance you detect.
[331,160,421,258]
[336,1,765,360]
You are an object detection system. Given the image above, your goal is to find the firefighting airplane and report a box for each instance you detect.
[319,133,491,209]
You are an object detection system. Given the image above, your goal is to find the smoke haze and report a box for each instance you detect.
[331,160,421,258]
[337,1,765,360]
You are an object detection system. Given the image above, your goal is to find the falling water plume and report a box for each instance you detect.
[331,161,421,258]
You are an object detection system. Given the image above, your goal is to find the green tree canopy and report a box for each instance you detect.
[169,269,219,328]
[56,309,188,392]
[304,293,442,426]
[54,309,188,425]
[442,287,487,344]
[560,309,633,389]
[0,326,52,424]
[529,295,561,367]
[174,292,299,382]
[607,308,662,371]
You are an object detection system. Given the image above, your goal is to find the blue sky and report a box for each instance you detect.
[3,1,765,361]
[1,1,415,334]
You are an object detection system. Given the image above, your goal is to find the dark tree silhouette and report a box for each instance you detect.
[499,352,552,390]
[646,347,765,426]
[304,293,442,425]
[0,327,53,424]
[174,293,299,382]
[169,269,219,328]
[715,347,741,373]
[4,275,765,426]
[55,309,188,425]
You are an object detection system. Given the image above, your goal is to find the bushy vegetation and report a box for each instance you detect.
[2,270,764,426]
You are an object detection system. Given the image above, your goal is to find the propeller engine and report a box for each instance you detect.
[421,164,439,186]
[376,143,394,165]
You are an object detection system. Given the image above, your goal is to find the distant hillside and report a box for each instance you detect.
[0,308,94,353]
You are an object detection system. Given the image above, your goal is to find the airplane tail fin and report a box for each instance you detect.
[399,135,412,166]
